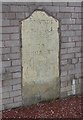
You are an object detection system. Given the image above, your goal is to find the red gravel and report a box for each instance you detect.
[2,95,82,119]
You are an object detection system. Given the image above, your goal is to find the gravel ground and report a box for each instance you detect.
[2,95,82,119]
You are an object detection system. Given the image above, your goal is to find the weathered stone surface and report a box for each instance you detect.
[22,11,59,106]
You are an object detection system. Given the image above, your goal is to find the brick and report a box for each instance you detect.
[0,81,2,87]
[2,34,10,41]
[29,6,38,13]
[13,84,21,90]
[0,74,2,81]
[5,66,21,73]
[78,13,81,19]
[2,5,10,12]
[0,12,2,19]
[3,2,33,5]
[61,37,68,43]
[2,48,10,54]
[52,2,67,6]
[61,60,67,65]
[2,20,10,26]
[0,88,2,94]
[61,91,67,98]
[61,42,75,48]
[67,86,72,91]
[0,48,2,55]
[63,13,72,18]
[44,6,59,12]
[10,33,19,40]
[10,53,20,60]
[72,58,78,64]
[74,7,81,13]
[67,79,72,86]
[1,67,5,74]
[68,2,81,7]
[61,71,67,76]
[75,19,81,24]
[67,91,72,96]
[81,13,83,19]
[2,27,19,34]
[2,72,12,80]
[61,53,74,60]
[13,72,21,79]
[2,78,21,87]
[2,61,11,67]
[2,41,5,47]
[2,86,12,92]
[57,13,64,19]
[75,31,81,36]
[76,88,81,94]
[69,25,81,30]
[68,68,81,74]
[12,60,21,66]
[68,36,81,42]
[12,59,21,66]
[75,52,81,58]
[2,105,4,110]
[61,86,72,92]
[59,7,74,12]
[61,76,70,82]
[16,13,25,19]
[10,90,21,97]
[35,2,53,6]
[61,87,67,92]
[61,81,67,88]
[76,42,81,47]
[61,31,75,37]
[79,58,82,63]
[61,25,68,31]
[10,5,29,12]
[3,98,13,104]
[3,13,16,19]
[0,41,2,48]
[67,47,81,53]
[10,20,19,26]
[24,12,30,18]
[11,78,21,85]
[2,92,10,99]
[2,80,12,86]
[0,66,3,74]
[1,66,4,73]
[4,102,22,109]
[72,13,79,19]
[5,40,20,47]
[75,73,81,79]
[2,54,10,61]
[61,49,67,54]
[61,64,74,70]
[67,59,72,64]
[78,79,81,84]
[75,63,81,68]
[11,47,20,53]
[61,19,75,24]
[14,96,22,102]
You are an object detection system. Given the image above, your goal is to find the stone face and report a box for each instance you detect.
[1,2,82,110]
